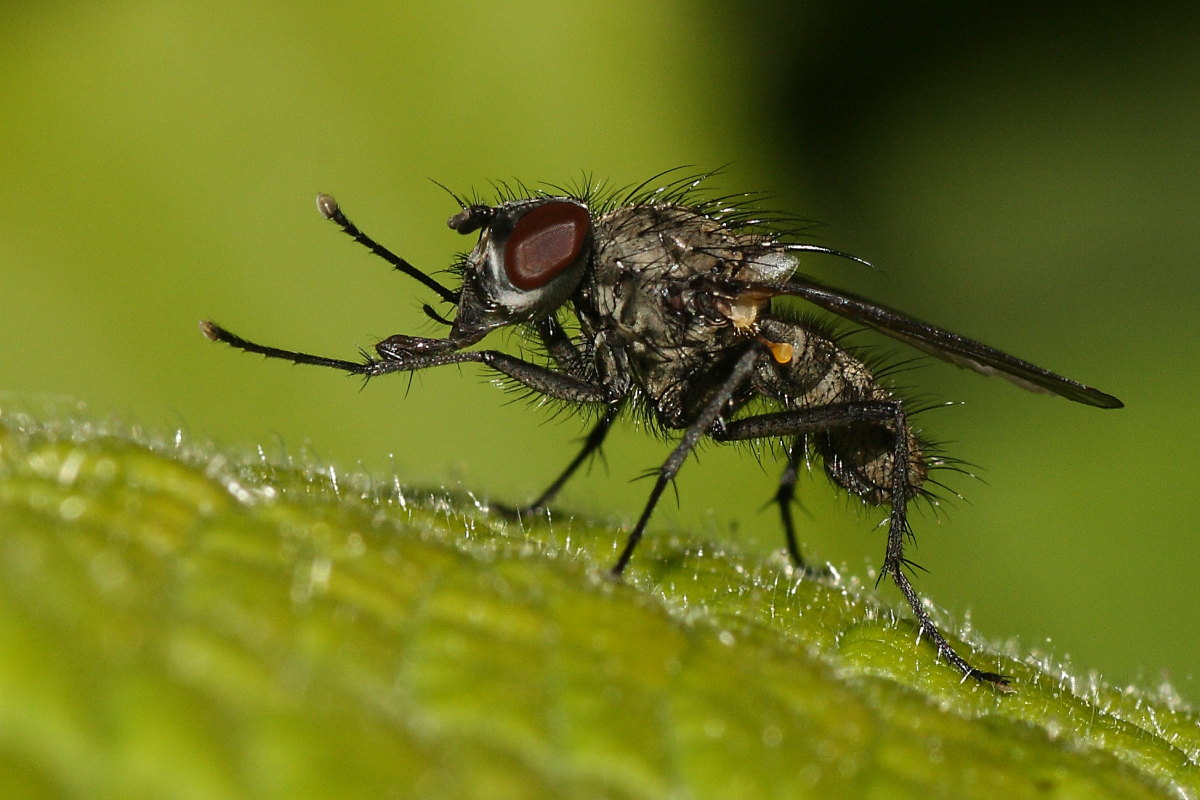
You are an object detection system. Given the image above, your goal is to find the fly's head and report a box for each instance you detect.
[445,197,593,345]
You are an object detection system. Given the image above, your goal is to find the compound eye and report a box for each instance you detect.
[504,202,590,290]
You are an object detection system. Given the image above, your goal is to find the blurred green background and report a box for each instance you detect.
[1,0,1196,701]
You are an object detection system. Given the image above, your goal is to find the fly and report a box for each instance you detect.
[201,172,1123,687]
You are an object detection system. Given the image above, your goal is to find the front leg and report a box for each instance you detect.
[369,343,610,403]
[375,334,458,359]
[202,321,613,404]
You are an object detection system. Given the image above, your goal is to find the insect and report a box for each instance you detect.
[201,172,1123,686]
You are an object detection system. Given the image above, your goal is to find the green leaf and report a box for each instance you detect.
[0,408,1195,799]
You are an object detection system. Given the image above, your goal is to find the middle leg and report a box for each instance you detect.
[773,438,824,574]
[611,347,762,575]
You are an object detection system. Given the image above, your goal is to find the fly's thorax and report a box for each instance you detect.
[586,203,787,344]
[577,204,771,428]
[599,284,746,428]
[592,204,786,286]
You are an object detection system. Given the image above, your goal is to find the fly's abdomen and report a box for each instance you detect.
[758,319,928,505]
[817,422,927,506]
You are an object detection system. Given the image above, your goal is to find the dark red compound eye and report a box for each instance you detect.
[504,202,591,290]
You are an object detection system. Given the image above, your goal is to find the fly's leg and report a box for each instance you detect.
[714,401,1010,687]
[878,403,1010,687]
[203,317,624,515]
[499,405,619,517]
[773,439,827,575]
[200,323,614,405]
[481,317,619,515]
[611,347,761,575]
[527,316,618,509]
[200,321,368,371]
[532,316,589,376]
[315,193,459,304]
